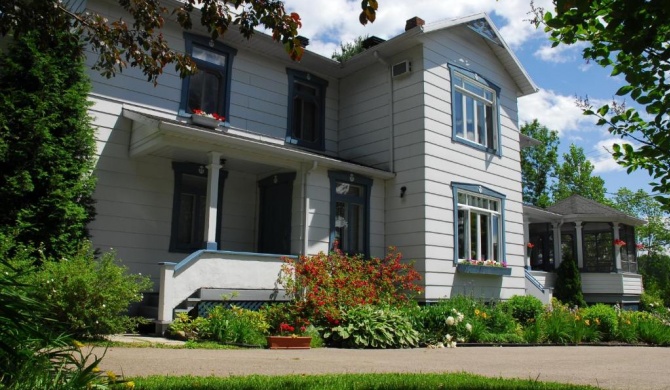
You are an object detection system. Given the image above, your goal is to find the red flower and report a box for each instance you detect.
[636,243,645,250]
[614,239,626,247]
[527,242,535,249]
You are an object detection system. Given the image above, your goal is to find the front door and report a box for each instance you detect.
[258,173,296,254]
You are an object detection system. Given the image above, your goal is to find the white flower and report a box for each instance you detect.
[457,313,465,322]
[102,304,106,308]
[452,341,457,348]
[466,323,473,333]
[446,316,455,326]
[445,334,453,342]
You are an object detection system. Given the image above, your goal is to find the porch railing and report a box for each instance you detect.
[157,250,295,332]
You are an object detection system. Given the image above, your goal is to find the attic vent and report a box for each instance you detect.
[392,60,411,78]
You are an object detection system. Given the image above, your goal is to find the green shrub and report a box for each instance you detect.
[637,316,670,346]
[522,316,545,343]
[502,295,545,325]
[207,305,269,346]
[581,304,618,341]
[554,254,586,308]
[542,299,573,344]
[168,312,211,340]
[324,305,419,349]
[25,242,152,338]
[615,311,641,344]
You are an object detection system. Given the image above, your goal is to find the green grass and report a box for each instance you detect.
[132,373,600,389]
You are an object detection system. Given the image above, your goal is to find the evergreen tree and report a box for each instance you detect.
[554,253,587,308]
[0,31,96,258]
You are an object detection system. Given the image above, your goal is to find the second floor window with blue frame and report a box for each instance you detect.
[449,64,501,156]
[286,69,327,151]
[180,34,237,121]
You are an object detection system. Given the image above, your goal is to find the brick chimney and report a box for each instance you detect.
[405,16,425,31]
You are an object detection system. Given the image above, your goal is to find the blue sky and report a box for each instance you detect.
[281,0,654,198]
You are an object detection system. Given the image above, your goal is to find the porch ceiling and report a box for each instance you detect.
[122,108,396,180]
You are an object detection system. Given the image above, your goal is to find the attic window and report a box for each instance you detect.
[467,18,504,47]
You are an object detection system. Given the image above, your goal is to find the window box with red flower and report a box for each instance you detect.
[190,109,226,129]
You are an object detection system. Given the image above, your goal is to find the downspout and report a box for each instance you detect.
[302,161,318,255]
[374,51,394,172]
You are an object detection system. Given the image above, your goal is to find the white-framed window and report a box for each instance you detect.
[328,171,372,257]
[453,183,505,264]
[449,64,501,155]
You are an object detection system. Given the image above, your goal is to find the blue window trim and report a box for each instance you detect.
[448,63,502,157]
[286,69,328,151]
[179,33,237,125]
[169,162,228,253]
[451,182,506,266]
[328,171,373,258]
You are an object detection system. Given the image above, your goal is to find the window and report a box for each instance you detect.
[619,224,637,273]
[453,183,505,264]
[180,34,236,121]
[582,228,614,272]
[449,64,501,155]
[286,69,328,151]
[329,171,372,257]
[170,162,227,252]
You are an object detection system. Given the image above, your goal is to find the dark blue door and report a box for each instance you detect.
[258,173,296,254]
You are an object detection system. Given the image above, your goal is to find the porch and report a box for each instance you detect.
[522,195,646,306]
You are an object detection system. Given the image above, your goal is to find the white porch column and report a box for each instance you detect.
[575,221,584,269]
[157,262,176,332]
[204,151,222,250]
[613,222,622,272]
[523,217,530,269]
[552,222,562,268]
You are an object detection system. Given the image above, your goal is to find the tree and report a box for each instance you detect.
[554,251,586,308]
[553,144,607,204]
[612,188,670,255]
[533,0,670,210]
[520,119,559,208]
[332,35,368,63]
[0,0,305,85]
[0,30,96,259]
[0,0,381,85]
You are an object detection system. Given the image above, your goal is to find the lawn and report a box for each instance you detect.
[131,373,599,390]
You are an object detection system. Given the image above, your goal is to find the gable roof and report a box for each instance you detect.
[212,11,536,96]
[547,194,646,226]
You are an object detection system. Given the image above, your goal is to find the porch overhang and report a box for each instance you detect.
[122,108,395,180]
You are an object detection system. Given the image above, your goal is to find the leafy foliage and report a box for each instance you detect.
[553,253,587,308]
[0,0,305,85]
[331,35,368,63]
[553,144,607,204]
[638,254,670,306]
[581,304,618,341]
[206,305,269,346]
[533,0,670,209]
[612,188,670,255]
[502,295,545,325]
[17,242,152,338]
[280,247,422,327]
[324,305,419,349]
[0,29,96,259]
[520,120,559,208]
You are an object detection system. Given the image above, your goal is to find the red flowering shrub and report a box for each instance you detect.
[280,246,422,326]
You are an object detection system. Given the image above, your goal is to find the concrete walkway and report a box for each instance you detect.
[96,336,670,389]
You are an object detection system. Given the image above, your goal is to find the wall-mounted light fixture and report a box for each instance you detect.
[400,186,407,198]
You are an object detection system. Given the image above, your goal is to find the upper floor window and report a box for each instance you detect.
[449,64,501,155]
[286,69,327,151]
[180,34,237,122]
[453,183,505,264]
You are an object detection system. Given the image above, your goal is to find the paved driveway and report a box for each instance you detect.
[96,345,670,389]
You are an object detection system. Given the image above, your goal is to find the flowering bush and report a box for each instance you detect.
[192,109,225,121]
[277,322,307,337]
[280,247,422,327]
[459,259,507,267]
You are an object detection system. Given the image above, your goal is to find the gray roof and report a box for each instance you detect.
[546,194,646,226]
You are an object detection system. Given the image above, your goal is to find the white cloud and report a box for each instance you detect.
[282,0,553,57]
[590,138,635,174]
[518,89,598,135]
[534,43,583,63]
